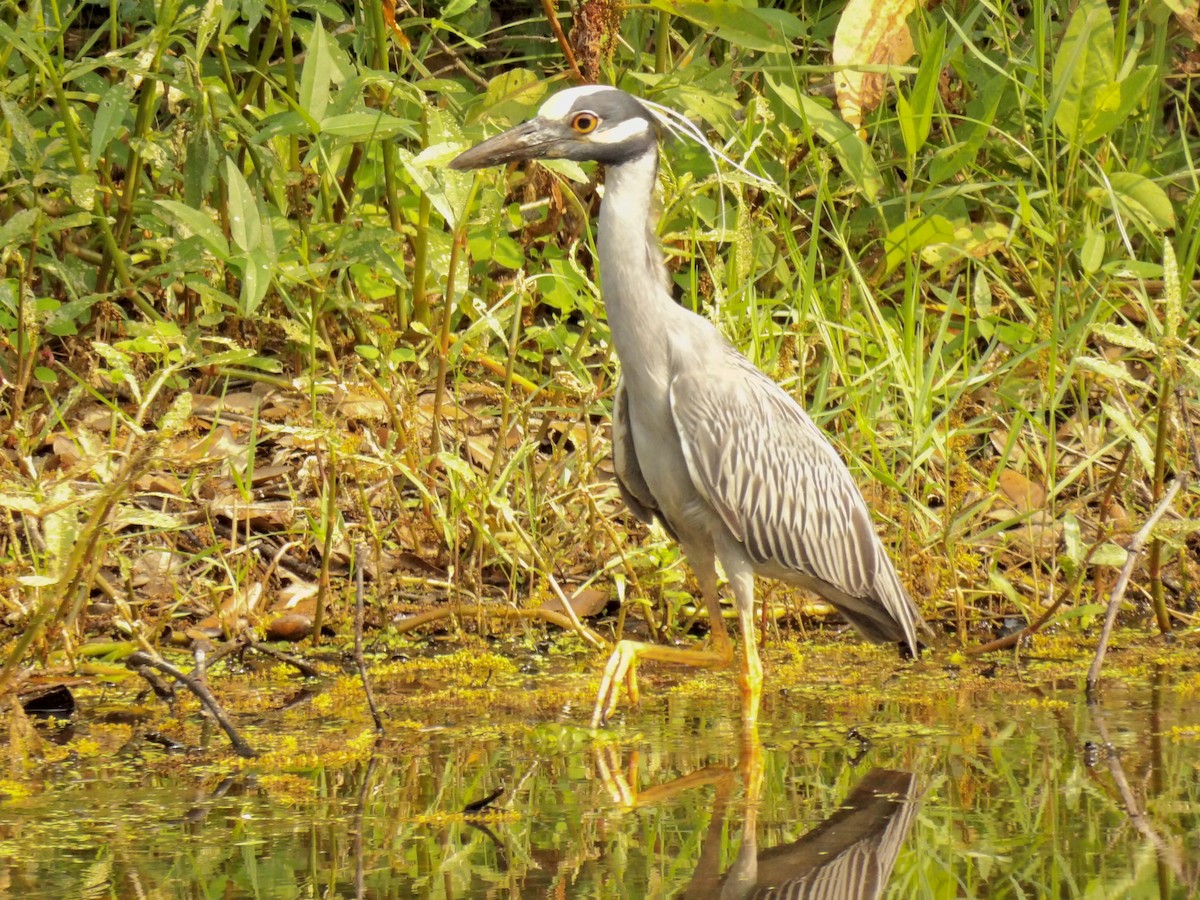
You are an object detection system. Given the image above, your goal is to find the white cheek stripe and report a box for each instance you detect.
[539,85,617,119]
[591,117,651,144]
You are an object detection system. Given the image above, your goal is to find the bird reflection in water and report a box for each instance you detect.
[596,727,921,900]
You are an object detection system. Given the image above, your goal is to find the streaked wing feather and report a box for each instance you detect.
[669,349,881,599]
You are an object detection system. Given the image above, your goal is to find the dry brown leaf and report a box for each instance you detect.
[997,468,1046,515]
[264,612,314,642]
[539,585,609,619]
[207,494,295,528]
[331,386,391,422]
[832,0,918,129]
[131,549,185,596]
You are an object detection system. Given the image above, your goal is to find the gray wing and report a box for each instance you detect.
[668,347,920,649]
[612,376,662,528]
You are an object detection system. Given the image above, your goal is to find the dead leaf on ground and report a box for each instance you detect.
[997,468,1047,515]
[207,494,295,528]
[539,585,609,618]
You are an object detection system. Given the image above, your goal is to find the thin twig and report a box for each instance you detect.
[539,0,584,83]
[249,641,321,678]
[546,572,606,649]
[1086,478,1184,696]
[355,546,384,733]
[1088,704,1189,883]
[127,650,257,758]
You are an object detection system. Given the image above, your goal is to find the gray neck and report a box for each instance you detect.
[596,148,676,374]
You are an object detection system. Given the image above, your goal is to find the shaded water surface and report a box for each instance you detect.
[2,645,1198,898]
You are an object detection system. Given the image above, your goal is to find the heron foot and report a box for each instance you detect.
[591,638,735,728]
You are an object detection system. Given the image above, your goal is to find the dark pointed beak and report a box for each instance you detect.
[448,118,564,170]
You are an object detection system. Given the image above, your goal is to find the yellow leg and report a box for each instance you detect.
[591,638,734,727]
[593,550,733,728]
[730,568,763,728]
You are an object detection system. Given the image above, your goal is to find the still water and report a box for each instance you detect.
[2,639,1198,898]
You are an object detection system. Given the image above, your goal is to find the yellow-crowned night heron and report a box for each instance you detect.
[450,85,925,728]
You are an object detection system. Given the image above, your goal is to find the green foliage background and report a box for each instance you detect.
[1,0,1198,657]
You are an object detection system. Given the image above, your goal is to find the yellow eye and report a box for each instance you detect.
[571,112,599,134]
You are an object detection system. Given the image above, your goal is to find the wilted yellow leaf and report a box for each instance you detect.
[832,0,919,129]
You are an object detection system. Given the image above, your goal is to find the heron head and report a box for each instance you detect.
[449,85,658,170]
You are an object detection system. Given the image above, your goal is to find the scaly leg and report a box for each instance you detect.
[592,549,733,728]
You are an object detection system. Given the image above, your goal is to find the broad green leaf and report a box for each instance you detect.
[1080,228,1105,273]
[157,392,193,436]
[468,232,525,270]
[1055,603,1108,621]
[1052,0,1115,145]
[19,574,58,587]
[0,208,40,249]
[156,200,230,259]
[90,82,134,166]
[184,126,218,207]
[1081,65,1156,143]
[1061,512,1083,566]
[239,246,273,315]
[478,69,546,125]
[899,23,945,157]
[765,75,883,200]
[1100,171,1175,231]
[882,214,956,276]
[69,173,97,210]
[299,17,333,123]
[319,112,419,140]
[1162,240,1181,333]
[223,158,262,252]
[648,0,800,53]
[1090,542,1128,567]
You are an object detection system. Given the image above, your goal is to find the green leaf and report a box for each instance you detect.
[1079,228,1105,274]
[899,23,945,158]
[0,208,40,249]
[156,200,230,259]
[1099,172,1175,231]
[1055,603,1108,621]
[90,82,134,166]
[223,157,262,252]
[157,392,193,436]
[468,232,525,270]
[69,173,97,210]
[299,16,333,123]
[1051,0,1115,145]
[478,69,547,125]
[1081,65,1156,143]
[319,112,419,141]
[882,215,957,276]
[648,0,800,53]
[1061,512,1083,567]
[764,74,883,201]
[1090,542,1128,567]
[238,246,273,315]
